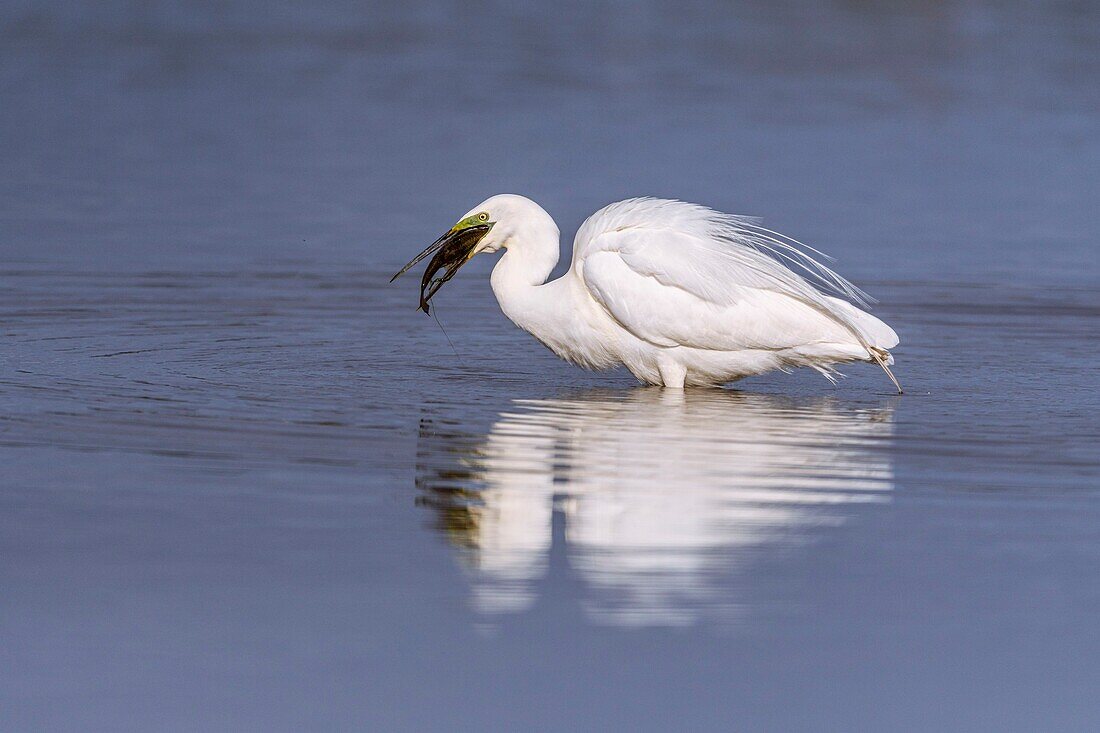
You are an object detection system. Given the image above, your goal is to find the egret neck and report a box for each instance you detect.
[488,206,564,339]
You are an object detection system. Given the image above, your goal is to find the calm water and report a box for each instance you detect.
[3,1,1100,730]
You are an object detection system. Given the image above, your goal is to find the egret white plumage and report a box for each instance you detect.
[392,195,901,391]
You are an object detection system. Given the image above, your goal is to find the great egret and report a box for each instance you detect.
[393,195,901,391]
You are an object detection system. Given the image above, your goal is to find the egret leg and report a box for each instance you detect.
[657,355,687,389]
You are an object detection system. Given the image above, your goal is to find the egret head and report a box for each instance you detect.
[391,194,553,314]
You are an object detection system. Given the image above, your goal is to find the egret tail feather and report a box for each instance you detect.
[869,348,902,394]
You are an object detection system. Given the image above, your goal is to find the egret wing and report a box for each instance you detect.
[573,198,871,305]
[572,198,897,351]
[580,229,864,351]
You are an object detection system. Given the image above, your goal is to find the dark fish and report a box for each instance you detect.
[391,224,492,315]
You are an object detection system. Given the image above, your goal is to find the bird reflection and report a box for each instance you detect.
[415,388,894,628]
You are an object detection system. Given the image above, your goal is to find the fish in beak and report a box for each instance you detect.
[391,222,493,315]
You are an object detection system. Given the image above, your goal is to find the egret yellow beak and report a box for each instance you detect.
[391,222,493,315]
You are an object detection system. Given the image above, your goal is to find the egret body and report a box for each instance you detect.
[393,195,901,391]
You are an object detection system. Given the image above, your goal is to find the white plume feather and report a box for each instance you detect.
[573,197,884,347]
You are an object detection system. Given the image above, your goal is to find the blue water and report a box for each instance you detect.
[3,1,1099,730]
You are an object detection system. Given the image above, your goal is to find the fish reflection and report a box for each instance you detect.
[415,389,894,627]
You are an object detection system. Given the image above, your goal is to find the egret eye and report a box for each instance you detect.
[478,212,489,222]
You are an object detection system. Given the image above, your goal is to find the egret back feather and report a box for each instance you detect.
[572,198,892,350]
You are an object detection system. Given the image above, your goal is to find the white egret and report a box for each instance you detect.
[393,195,901,391]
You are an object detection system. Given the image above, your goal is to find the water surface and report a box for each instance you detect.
[3,1,1100,730]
